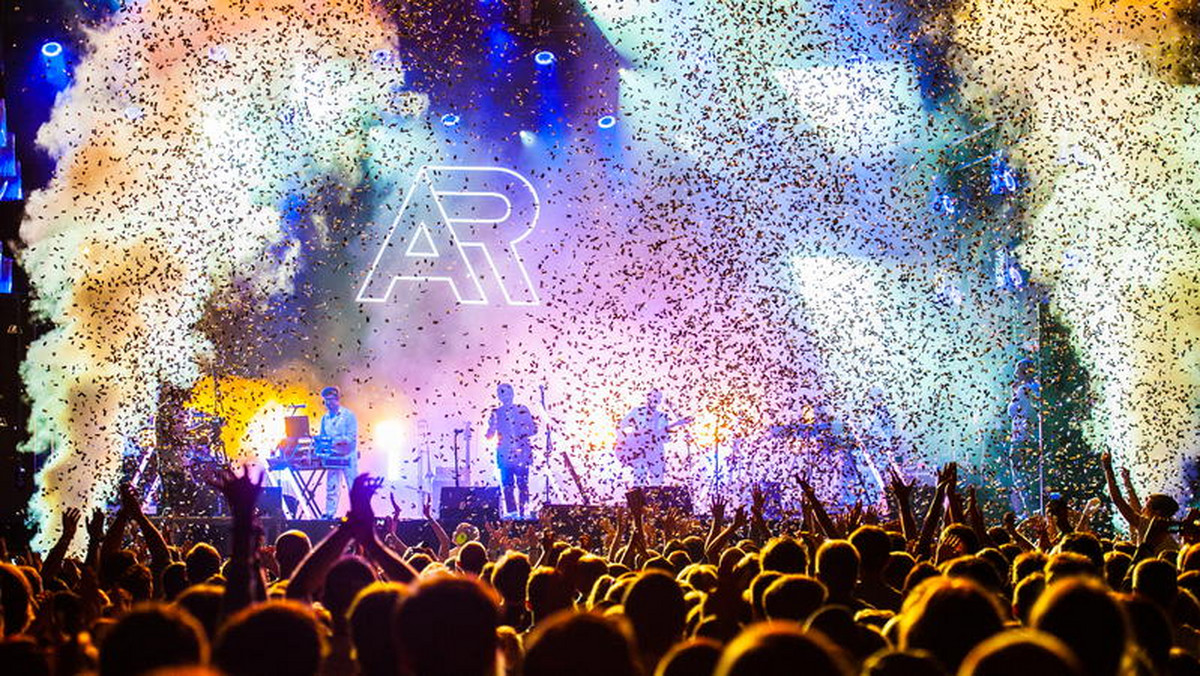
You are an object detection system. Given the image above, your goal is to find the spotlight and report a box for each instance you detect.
[597,115,617,129]
[40,41,69,89]
[440,113,461,127]
[519,130,535,145]
[534,50,556,66]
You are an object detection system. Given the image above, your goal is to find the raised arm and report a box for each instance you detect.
[287,519,354,602]
[888,469,918,543]
[208,466,267,616]
[41,508,81,583]
[915,465,952,560]
[750,484,771,542]
[120,484,172,591]
[1121,467,1143,516]
[348,475,417,584]
[1101,452,1140,532]
[799,479,839,539]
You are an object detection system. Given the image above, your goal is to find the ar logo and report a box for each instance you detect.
[357,166,540,306]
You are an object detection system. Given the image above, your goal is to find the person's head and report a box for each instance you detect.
[100,603,207,676]
[0,562,33,636]
[0,636,51,676]
[1058,532,1104,570]
[321,386,341,413]
[714,624,851,676]
[349,582,409,676]
[394,574,499,676]
[850,526,892,576]
[527,566,573,625]
[1118,592,1172,675]
[1104,550,1132,591]
[1013,550,1049,586]
[1013,573,1046,625]
[214,601,324,676]
[1031,579,1129,676]
[1044,552,1098,584]
[1132,558,1178,609]
[162,562,189,600]
[323,557,377,629]
[815,539,859,601]
[647,389,663,410]
[493,551,532,605]
[900,577,1005,672]
[959,628,1082,676]
[762,575,827,623]
[941,556,1004,596]
[1144,493,1180,519]
[174,584,223,642]
[656,637,722,676]
[458,541,488,576]
[496,383,514,405]
[623,570,687,667]
[883,551,915,591]
[185,544,222,586]
[120,564,154,603]
[760,537,807,575]
[274,530,312,579]
[861,649,946,676]
[523,611,640,676]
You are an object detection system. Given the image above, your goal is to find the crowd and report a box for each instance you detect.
[1,452,1199,676]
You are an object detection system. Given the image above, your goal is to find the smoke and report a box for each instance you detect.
[950,0,1200,495]
[20,0,423,550]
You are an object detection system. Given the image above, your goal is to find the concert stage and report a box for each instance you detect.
[2,0,1198,548]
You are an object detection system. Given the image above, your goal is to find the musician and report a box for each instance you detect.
[1007,358,1041,516]
[616,389,687,486]
[320,386,359,518]
[486,383,536,518]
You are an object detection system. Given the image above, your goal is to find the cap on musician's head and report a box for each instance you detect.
[321,386,341,399]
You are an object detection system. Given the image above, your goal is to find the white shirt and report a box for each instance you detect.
[320,407,358,456]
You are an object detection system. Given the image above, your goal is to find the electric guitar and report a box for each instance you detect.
[614,416,694,465]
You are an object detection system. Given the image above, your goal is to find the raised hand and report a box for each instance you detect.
[206,464,264,519]
[888,468,914,504]
[61,507,82,542]
[348,474,384,522]
[710,493,727,523]
[1101,451,1113,468]
[86,508,105,542]
[390,491,402,519]
[119,483,142,515]
[732,506,748,531]
[422,493,434,520]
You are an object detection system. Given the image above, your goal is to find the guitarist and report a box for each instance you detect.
[616,389,691,486]
[487,383,537,518]
[319,386,358,518]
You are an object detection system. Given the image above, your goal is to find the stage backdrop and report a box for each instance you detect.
[18,0,1200,548]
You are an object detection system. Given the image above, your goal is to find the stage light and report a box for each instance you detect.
[989,154,1019,195]
[440,113,460,127]
[597,115,617,129]
[375,419,405,480]
[40,41,69,89]
[519,130,535,145]
[534,50,556,66]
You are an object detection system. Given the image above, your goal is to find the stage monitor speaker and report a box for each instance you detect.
[440,487,500,523]
[256,486,284,518]
[638,486,693,515]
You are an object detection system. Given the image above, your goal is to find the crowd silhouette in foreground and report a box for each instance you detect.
[2,451,1200,676]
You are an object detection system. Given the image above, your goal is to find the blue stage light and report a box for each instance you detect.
[534,50,556,66]
[440,113,460,127]
[597,115,617,129]
[519,130,535,145]
[41,41,69,89]
[989,154,1019,195]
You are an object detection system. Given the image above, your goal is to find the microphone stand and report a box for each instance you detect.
[452,428,462,488]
